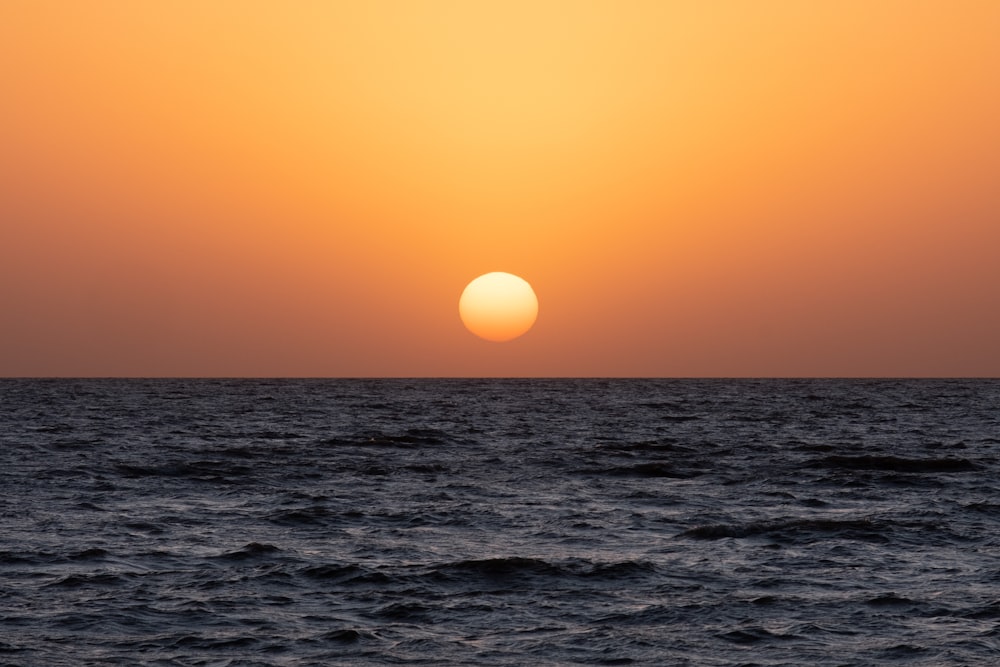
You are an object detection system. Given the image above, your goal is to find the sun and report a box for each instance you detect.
[459,272,538,342]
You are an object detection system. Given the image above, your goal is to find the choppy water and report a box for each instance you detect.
[1,379,999,666]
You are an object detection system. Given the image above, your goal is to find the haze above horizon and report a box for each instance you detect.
[2,1,998,377]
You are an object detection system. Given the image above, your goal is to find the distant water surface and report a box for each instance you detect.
[1,379,999,665]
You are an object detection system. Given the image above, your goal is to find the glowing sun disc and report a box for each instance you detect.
[459,272,538,342]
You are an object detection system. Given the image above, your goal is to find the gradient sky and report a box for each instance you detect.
[2,1,998,377]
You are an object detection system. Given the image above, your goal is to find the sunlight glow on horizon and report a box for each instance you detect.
[1,1,998,376]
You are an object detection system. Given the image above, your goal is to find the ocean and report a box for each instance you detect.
[1,378,998,666]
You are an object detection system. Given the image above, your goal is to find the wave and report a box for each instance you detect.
[437,556,561,578]
[266,506,336,526]
[718,626,797,644]
[213,542,283,561]
[866,593,917,606]
[314,628,374,644]
[597,440,694,454]
[170,635,259,650]
[599,463,701,479]
[1,547,110,565]
[679,517,888,542]
[298,563,393,585]
[44,572,131,589]
[963,602,1000,619]
[432,557,659,582]
[807,455,977,473]
[320,428,462,449]
[115,461,255,482]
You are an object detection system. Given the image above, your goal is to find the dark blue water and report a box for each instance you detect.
[2,379,999,665]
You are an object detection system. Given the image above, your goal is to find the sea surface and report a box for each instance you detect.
[1,379,999,666]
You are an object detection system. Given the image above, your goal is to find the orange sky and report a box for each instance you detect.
[2,1,998,376]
